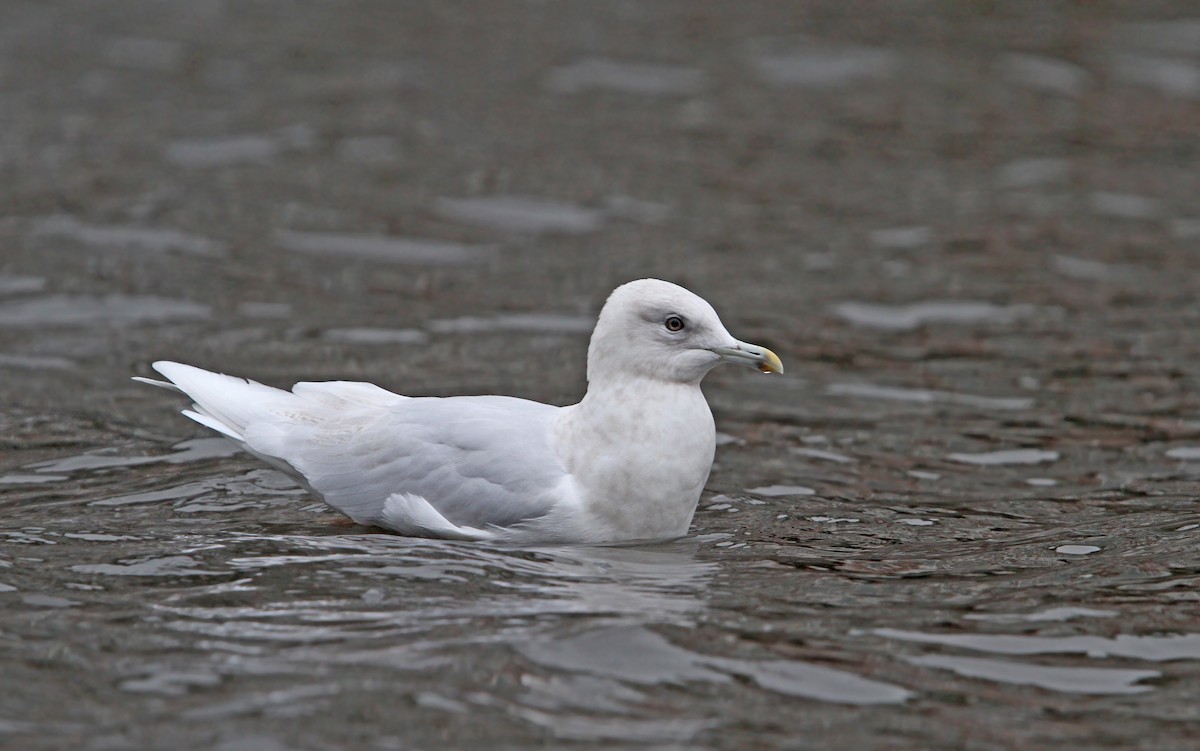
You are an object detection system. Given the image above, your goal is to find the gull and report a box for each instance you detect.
[135,279,783,543]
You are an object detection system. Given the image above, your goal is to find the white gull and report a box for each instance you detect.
[135,279,783,543]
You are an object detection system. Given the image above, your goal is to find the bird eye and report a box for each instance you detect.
[664,315,685,332]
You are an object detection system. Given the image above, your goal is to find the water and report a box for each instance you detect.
[832,301,1033,331]
[867,226,932,251]
[748,41,898,88]
[544,58,707,96]
[425,314,593,335]
[1089,192,1164,221]
[335,136,402,165]
[826,382,1034,411]
[433,196,605,236]
[321,328,430,345]
[999,53,1092,96]
[4,1,1200,748]
[994,158,1071,190]
[1110,55,1200,100]
[102,37,186,73]
[30,215,227,257]
[0,295,211,328]
[165,136,283,169]
[904,655,1159,696]
[0,277,46,296]
[273,229,492,265]
[945,449,1061,466]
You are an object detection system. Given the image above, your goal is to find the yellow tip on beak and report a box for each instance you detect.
[757,347,784,374]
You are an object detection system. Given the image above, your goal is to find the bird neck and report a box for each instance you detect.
[562,377,715,463]
[576,375,703,415]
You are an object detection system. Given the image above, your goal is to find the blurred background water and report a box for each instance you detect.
[2,1,1199,748]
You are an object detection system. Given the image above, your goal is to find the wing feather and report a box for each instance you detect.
[141,362,569,535]
[265,396,567,529]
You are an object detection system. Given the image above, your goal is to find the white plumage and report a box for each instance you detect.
[136,279,782,543]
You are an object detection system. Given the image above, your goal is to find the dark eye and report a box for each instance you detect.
[664,315,685,332]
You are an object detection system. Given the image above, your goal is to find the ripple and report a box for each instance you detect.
[876,628,1200,661]
[103,36,185,72]
[544,58,706,96]
[90,469,302,509]
[0,473,68,485]
[746,484,815,497]
[1166,447,1200,460]
[1110,55,1200,100]
[31,438,240,475]
[73,555,223,577]
[275,229,490,265]
[0,354,75,370]
[1117,20,1200,56]
[0,294,209,327]
[999,53,1091,96]
[522,625,910,705]
[994,158,1070,190]
[335,136,401,164]
[1052,255,1138,282]
[832,300,1032,331]
[237,302,292,319]
[181,684,341,721]
[827,382,1033,411]
[217,536,719,624]
[792,447,855,463]
[749,42,898,88]
[908,655,1156,695]
[1055,545,1100,555]
[21,594,78,608]
[63,532,142,542]
[434,196,603,235]
[119,669,222,696]
[521,626,727,685]
[0,276,46,296]
[30,215,226,256]
[502,703,715,743]
[868,226,932,250]
[1089,191,1163,221]
[602,195,672,225]
[1172,218,1200,239]
[165,135,281,168]
[426,314,593,335]
[965,607,1116,623]
[322,327,429,345]
[946,449,1059,466]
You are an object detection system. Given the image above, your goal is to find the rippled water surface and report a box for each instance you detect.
[3,2,1200,749]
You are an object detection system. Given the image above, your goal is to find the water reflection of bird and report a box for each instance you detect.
[135,279,782,543]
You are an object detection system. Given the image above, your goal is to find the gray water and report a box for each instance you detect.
[3,2,1200,748]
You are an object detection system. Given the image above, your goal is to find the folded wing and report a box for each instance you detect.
[143,362,568,536]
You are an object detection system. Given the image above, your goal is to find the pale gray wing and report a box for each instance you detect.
[243,395,568,530]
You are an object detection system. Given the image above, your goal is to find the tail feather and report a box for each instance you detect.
[131,376,181,393]
[181,408,244,442]
[147,361,312,447]
[137,361,407,477]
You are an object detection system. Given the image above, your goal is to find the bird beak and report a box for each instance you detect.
[711,340,784,374]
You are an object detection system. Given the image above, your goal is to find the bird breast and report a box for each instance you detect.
[555,381,716,539]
